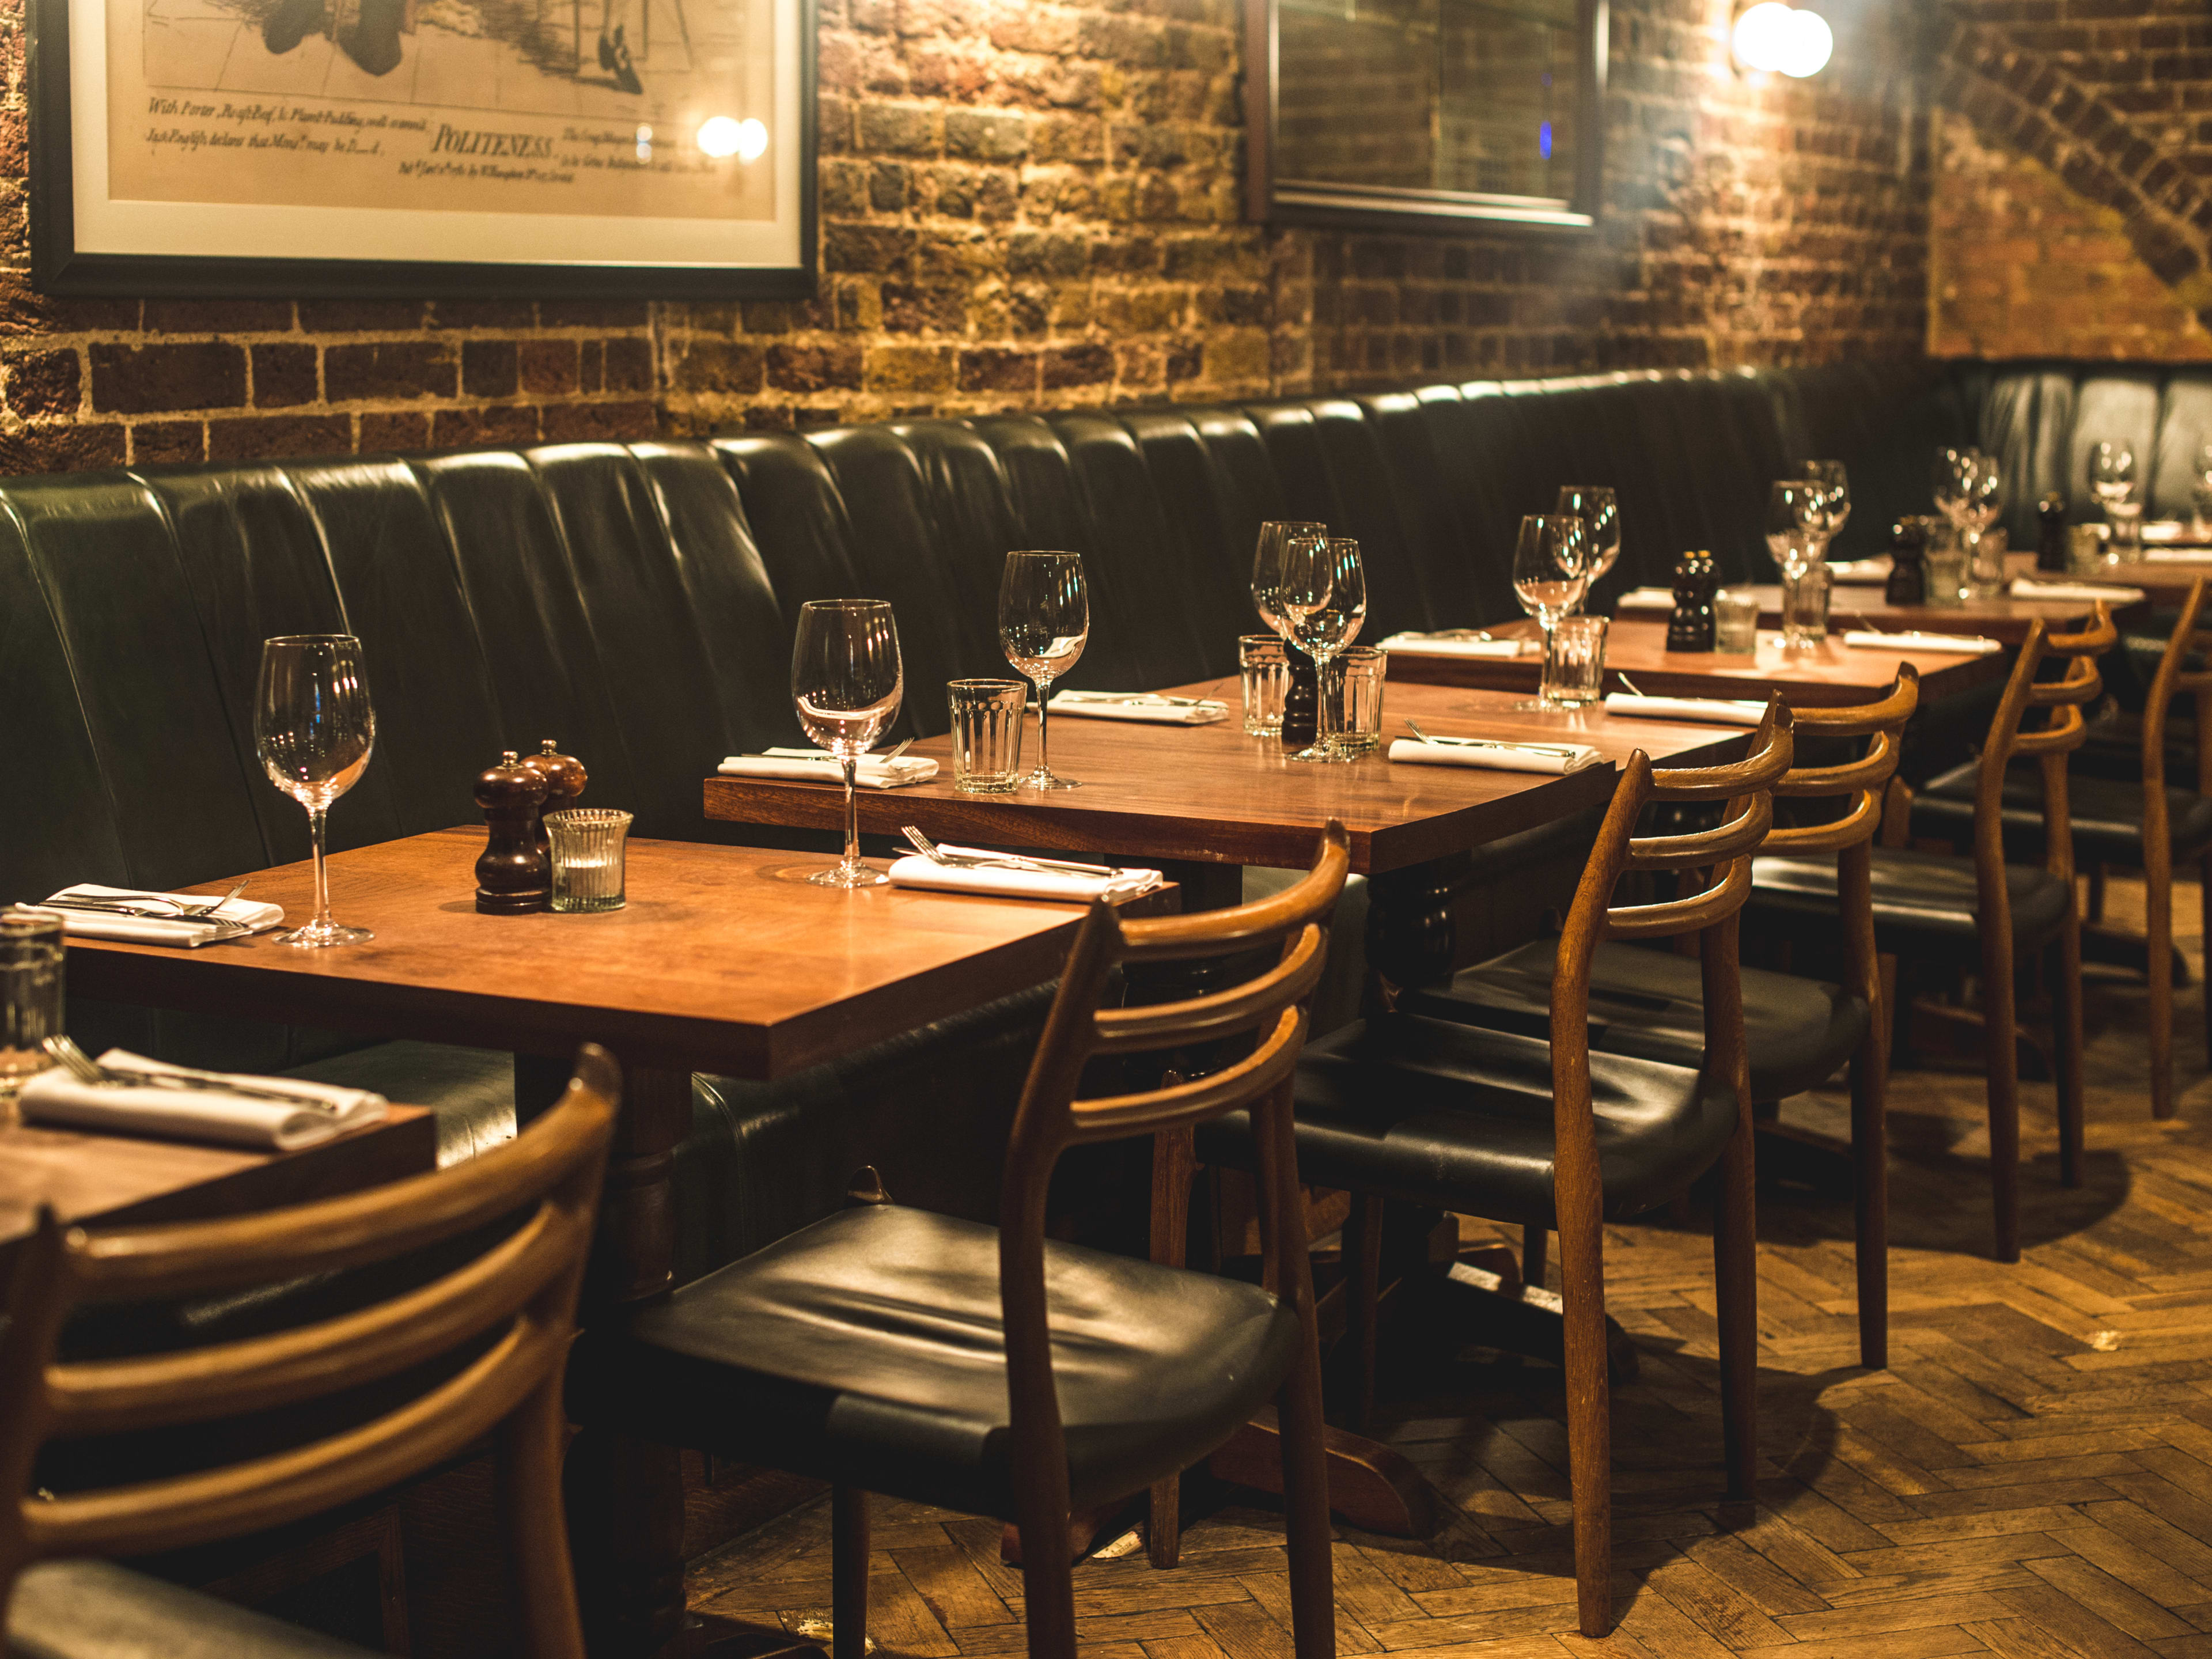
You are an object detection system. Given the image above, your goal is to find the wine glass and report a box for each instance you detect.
[1278,535,1366,761]
[999,551,1089,790]
[2090,442,2137,513]
[255,635,376,948]
[1251,520,1328,640]
[1933,446,1978,531]
[791,599,904,888]
[1802,460,1850,556]
[1765,480,1821,576]
[1554,487,1619,610]
[2192,443,2212,533]
[1512,515,1590,710]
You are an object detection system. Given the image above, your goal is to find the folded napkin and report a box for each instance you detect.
[1377,631,1532,659]
[2142,521,2205,544]
[1602,693,1768,727]
[18,1050,387,1150]
[2146,548,2212,563]
[20,885,283,948]
[718,749,940,788]
[887,849,1165,903]
[1827,556,1892,584]
[1615,588,1674,611]
[1843,630,2002,655]
[1387,737,1604,775]
[1046,691,1229,725]
[2007,578,2145,605]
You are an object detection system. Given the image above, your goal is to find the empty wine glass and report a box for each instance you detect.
[1555,486,1620,609]
[1251,520,1327,640]
[1802,460,1851,556]
[255,635,376,948]
[1278,535,1366,761]
[2091,442,2137,513]
[1766,480,1821,575]
[1000,551,1089,790]
[1933,447,1979,531]
[2193,444,2212,533]
[792,599,904,888]
[1512,515,1590,710]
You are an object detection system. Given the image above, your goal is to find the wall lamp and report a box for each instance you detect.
[1733,2,1834,78]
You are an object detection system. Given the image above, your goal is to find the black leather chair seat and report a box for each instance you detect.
[1198,1014,1739,1226]
[570,1203,1300,1519]
[7,1559,373,1659]
[1749,845,2071,950]
[1910,759,2212,867]
[1401,937,1868,1104]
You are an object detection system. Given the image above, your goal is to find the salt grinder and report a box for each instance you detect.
[1884,519,1928,605]
[475,751,550,914]
[1665,551,1717,653]
[2037,493,2071,573]
[519,738,587,860]
[1279,646,1320,750]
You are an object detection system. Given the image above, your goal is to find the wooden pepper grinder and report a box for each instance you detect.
[1884,518,1928,605]
[2037,492,2071,573]
[1279,646,1320,749]
[1665,551,1716,652]
[519,738,587,861]
[475,751,550,914]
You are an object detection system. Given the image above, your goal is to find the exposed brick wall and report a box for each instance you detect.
[0,0,1931,473]
[1932,0,2212,358]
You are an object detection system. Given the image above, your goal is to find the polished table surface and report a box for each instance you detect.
[61,828,1175,1081]
[703,681,1748,876]
[1616,578,2125,645]
[2006,547,2212,607]
[1383,618,2014,706]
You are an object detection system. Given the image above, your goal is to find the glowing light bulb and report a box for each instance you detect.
[1781,9,1833,77]
[1733,2,1796,72]
[736,118,768,162]
[696,116,770,162]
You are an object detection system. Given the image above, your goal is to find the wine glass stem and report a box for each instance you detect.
[308,806,332,930]
[840,757,860,872]
[1314,653,1336,749]
[1035,675,1052,777]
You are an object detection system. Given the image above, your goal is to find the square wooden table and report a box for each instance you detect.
[2008,547,2210,607]
[1616,580,2130,645]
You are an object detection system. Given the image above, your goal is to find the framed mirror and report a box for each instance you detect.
[1244,0,1607,233]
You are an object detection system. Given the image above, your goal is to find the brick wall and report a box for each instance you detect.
[0,0,1931,474]
[1931,0,2212,359]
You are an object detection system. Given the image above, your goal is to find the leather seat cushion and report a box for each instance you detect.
[1402,936,1869,1104]
[1911,759,2212,866]
[1199,1013,1740,1226]
[1749,845,2071,950]
[286,1040,515,1167]
[7,1559,374,1659]
[570,1203,1300,1519]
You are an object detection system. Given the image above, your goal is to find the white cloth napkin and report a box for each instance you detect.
[1826,557,1892,584]
[1602,693,1768,727]
[20,886,283,948]
[1387,737,1603,775]
[2146,548,2212,563]
[887,850,1165,903]
[2007,578,2145,605]
[2142,521,2202,544]
[1046,691,1229,725]
[1377,631,1532,659]
[1615,588,1675,611]
[1842,630,2002,655]
[17,1050,388,1150]
[718,749,940,788]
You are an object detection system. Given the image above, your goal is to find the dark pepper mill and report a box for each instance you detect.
[518,738,587,861]
[1279,646,1320,749]
[475,751,550,914]
[2037,492,2071,573]
[1884,518,1928,605]
[1665,551,1717,652]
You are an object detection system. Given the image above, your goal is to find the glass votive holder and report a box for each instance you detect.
[1714,587,1760,653]
[1781,563,1831,648]
[2107,504,2145,565]
[1923,543,1969,605]
[1239,634,1289,736]
[1331,646,1387,754]
[1967,527,2008,598]
[2069,523,2107,577]
[547,809,632,913]
[947,678,1027,793]
[1,910,63,1112]
[1544,615,1608,703]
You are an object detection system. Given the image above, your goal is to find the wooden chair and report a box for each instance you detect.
[0,1051,619,1659]
[1411,671,1919,1370]
[1202,712,1794,1638]
[1756,612,2113,1260]
[569,832,1352,1659]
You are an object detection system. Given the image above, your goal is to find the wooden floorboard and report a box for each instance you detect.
[687,877,2212,1657]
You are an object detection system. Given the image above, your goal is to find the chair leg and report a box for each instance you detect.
[2054,918,2087,1183]
[1147,1126,1196,1569]
[2202,852,2212,1066]
[1984,942,2023,1263]
[1714,1090,1759,1497]
[2150,855,2176,1122]
[833,1485,870,1659]
[498,1372,588,1659]
[1346,1192,1384,1435]
[1847,1041,1887,1372]
[1556,1195,1612,1639]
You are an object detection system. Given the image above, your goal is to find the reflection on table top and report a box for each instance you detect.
[1617,579,2124,646]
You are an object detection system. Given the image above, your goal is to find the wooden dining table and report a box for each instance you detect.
[2006,546,2210,606]
[1614,575,2133,644]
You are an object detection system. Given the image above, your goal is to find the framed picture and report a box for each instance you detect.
[1244,0,1606,234]
[28,0,816,299]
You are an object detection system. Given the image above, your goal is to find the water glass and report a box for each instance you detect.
[1,911,62,1109]
[1543,616,1608,703]
[1967,527,2008,598]
[1781,564,1831,647]
[1240,634,1289,736]
[547,809,632,913]
[2107,503,2146,564]
[1714,588,1760,653]
[2070,523,2108,575]
[1332,647,1386,754]
[948,678,1028,792]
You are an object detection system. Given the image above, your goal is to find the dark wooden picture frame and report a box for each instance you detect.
[27,0,817,300]
[1244,0,1607,235]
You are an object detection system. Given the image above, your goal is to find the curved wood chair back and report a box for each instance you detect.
[2145,575,2212,800]
[0,1050,620,1659]
[1764,667,1922,861]
[998,825,1351,1659]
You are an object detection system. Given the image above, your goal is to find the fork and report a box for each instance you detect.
[1402,719,1581,759]
[40,1035,322,1106]
[901,826,1122,878]
[30,899,253,934]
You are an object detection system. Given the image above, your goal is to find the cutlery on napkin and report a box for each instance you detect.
[1387,735,1604,775]
[1377,631,1532,659]
[1825,556,1892,584]
[1046,691,1229,725]
[20,885,283,948]
[18,1049,388,1150]
[1614,588,1675,611]
[1601,693,1768,727]
[717,749,941,787]
[2006,578,2145,605]
[1842,630,2001,655]
[887,848,1165,903]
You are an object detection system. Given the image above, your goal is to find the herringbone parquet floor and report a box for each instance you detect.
[687,880,2212,1658]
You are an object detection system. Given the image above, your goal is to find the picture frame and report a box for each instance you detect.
[1244,0,1607,236]
[27,0,816,300]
